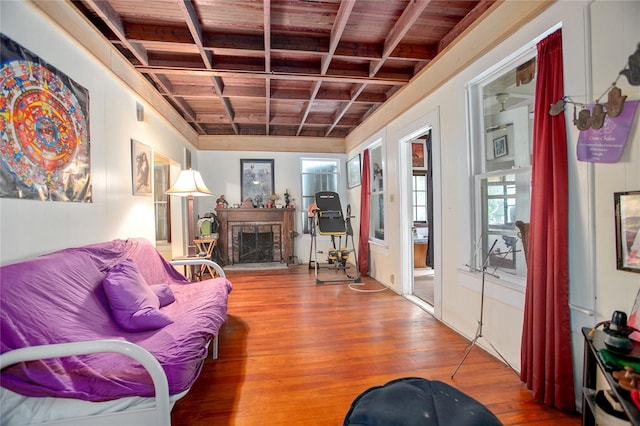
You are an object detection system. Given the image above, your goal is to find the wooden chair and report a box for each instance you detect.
[515,221,530,264]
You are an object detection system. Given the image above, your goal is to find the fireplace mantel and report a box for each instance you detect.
[216,207,296,265]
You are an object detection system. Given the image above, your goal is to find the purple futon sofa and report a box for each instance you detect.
[0,238,231,409]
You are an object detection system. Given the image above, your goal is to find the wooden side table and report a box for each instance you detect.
[194,236,218,277]
[173,237,218,280]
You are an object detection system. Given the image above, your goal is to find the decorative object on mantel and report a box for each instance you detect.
[216,195,228,208]
[284,189,290,208]
[268,193,280,208]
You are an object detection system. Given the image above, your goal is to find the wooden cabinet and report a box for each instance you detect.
[216,207,296,265]
[582,327,640,425]
[413,242,427,268]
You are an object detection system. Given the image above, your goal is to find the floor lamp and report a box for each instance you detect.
[166,169,213,257]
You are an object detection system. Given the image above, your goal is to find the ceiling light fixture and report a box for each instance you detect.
[496,93,509,112]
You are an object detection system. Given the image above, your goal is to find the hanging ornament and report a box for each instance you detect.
[549,99,565,116]
[605,86,627,117]
[589,103,607,130]
[574,106,591,130]
[619,43,640,86]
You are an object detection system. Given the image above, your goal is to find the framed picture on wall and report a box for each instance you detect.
[347,154,361,189]
[131,139,151,196]
[615,190,640,273]
[241,159,274,205]
[411,142,425,168]
[493,136,508,158]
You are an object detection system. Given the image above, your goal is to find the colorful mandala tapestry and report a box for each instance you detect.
[1,34,91,202]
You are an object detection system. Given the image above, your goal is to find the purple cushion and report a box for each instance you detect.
[103,258,173,332]
[150,284,176,307]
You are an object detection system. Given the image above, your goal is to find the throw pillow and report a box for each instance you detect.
[150,284,176,307]
[103,258,173,332]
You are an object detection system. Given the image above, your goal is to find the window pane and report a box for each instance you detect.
[488,185,504,196]
[301,158,339,234]
[477,169,531,279]
[371,146,383,193]
[301,160,338,174]
[372,193,384,239]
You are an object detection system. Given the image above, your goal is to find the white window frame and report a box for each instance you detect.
[467,45,538,289]
[300,157,340,234]
[368,140,386,244]
[412,173,428,224]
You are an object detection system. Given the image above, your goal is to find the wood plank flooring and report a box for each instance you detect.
[171,266,581,425]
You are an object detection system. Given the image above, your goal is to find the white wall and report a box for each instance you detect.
[589,1,640,323]
[0,1,193,265]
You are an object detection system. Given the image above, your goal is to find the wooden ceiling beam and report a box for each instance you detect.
[329,0,431,138]
[320,0,356,75]
[325,84,366,137]
[298,0,355,136]
[171,85,386,104]
[82,0,208,134]
[263,0,271,135]
[125,23,439,64]
[136,66,408,85]
[370,0,432,77]
[178,0,213,69]
[438,0,496,52]
[155,74,206,134]
[83,0,147,65]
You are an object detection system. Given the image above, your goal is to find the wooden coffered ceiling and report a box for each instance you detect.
[71,0,496,139]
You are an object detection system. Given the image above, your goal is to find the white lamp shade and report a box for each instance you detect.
[165,169,213,197]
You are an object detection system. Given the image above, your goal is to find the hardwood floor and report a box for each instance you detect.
[171,266,581,425]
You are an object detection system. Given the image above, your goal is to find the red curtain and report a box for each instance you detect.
[358,149,370,276]
[520,29,575,411]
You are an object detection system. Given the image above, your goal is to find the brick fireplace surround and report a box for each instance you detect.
[215,207,296,265]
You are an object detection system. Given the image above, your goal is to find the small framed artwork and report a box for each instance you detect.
[241,159,274,204]
[493,135,508,158]
[615,190,640,273]
[131,139,151,196]
[347,154,361,189]
[411,142,425,168]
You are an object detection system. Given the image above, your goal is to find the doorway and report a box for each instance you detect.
[410,131,433,306]
[399,110,442,319]
[153,152,183,262]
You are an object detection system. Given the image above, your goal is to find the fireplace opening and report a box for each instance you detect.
[239,231,273,263]
[231,224,282,264]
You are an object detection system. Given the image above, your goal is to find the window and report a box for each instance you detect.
[468,47,536,282]
[301,158,339,234]
[412,173,427,223]
[370,144,385,241]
